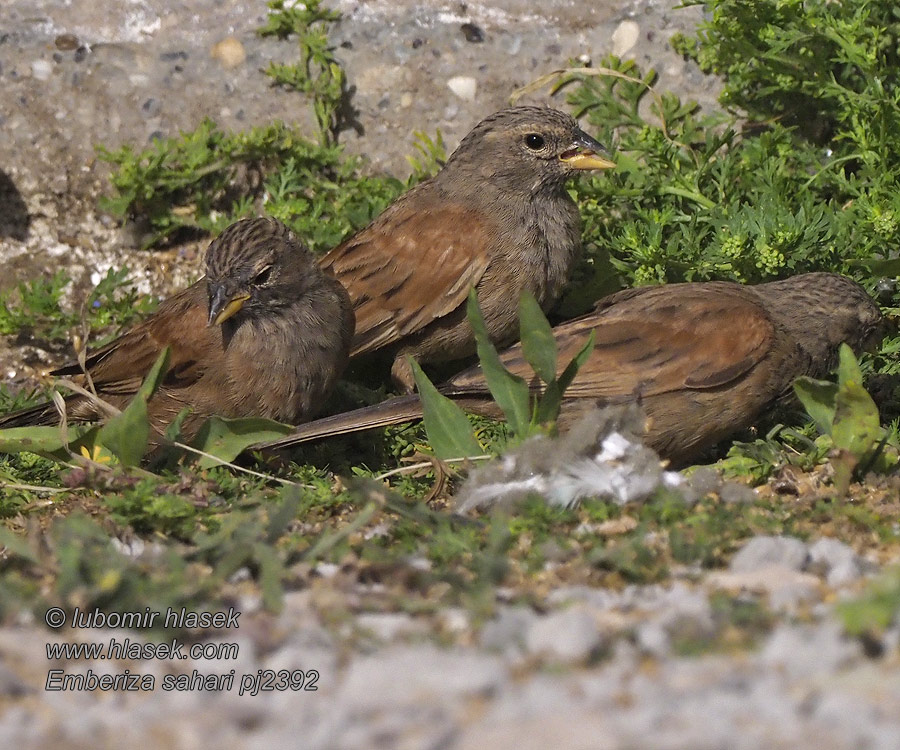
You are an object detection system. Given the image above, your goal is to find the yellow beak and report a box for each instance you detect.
[559,151,616,170]
[559,129,616,170]
[209,292,250,326]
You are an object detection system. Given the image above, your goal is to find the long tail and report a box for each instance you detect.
[0,400,64,429]
[249,393,499,452]
[251,394,427,452]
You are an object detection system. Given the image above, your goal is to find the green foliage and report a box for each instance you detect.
[258,0,346,144]
[0,271,71,338]
[673,0,900,151]
[794,344,897,491]
[98,349,170,466]
[0,267,155,345]
[191,416,294,468]
[96,0,405,248]
[410,358,485,461]
[413,290,595,458]
[98,119,403,248]
[406,130,447,181]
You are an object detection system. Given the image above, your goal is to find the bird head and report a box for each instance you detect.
[205,217,310,327]
[440,106,614,193]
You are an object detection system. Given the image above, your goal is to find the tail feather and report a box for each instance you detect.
[251,394,427,452]
[0,400,64,429]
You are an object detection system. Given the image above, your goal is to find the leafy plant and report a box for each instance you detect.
[412,289,594,459]
[0,267,156,345]
[258,0,347,144]
[97,1,404,247]
[794,344,898,492]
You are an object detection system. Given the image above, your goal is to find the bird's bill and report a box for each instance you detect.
[559,130,615,170]
[208,288,251,326]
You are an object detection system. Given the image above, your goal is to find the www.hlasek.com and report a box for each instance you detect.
[43,606,320,696]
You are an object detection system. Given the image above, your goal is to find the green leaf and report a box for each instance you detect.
[833,381,883,458]
[793,376,838,436]
[466,289,531,436]
[835,342,865,389]
[163,407,193,443]
[192,416,294,468]
[846,257,900,277]
[98,348,171,466]
[409,357,484,460]
[534,330,596,425]
[0,423,99,461]
[557,329,596,394]
[518,290,557,383]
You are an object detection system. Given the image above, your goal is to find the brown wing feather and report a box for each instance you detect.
[449,284,775,399]
[52,282,214,397]
[321,197,493,356]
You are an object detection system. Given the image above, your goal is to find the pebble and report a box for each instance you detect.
[611,20,640,57]
[808,537,866,586]
[141,97,162,118]
[480,606,536,652]
[730,535,809,572]
[708,567,821,612]
[761,623,861,679]
[447,75,478,101]
[525,607,603,663]
[54,34,80,51]
[211,37,246,69]
[355,612,426,642]
[30,60,52,81]
[460,23,484,43]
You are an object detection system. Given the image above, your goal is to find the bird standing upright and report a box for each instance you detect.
[0,217,354,441]
[320,106,614,391]
[252,273,886,466]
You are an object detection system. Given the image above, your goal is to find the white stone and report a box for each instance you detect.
[525,607,603,663]
[31,60,53,81]
[447,76,478,101]
[611,20,640,57]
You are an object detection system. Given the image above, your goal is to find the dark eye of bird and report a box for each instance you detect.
[524,133,546,150]
[253,266,273,285]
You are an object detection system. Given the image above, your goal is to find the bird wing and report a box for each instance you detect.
[449,284,775,399]
[320,197,493,356]
[52,283,214,397]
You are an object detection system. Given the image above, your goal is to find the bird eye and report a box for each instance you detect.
[253,266,273,285]
[524,133,546,150]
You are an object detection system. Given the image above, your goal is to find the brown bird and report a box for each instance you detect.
[0,218,354,441]
[320,105,614,391]
[251,273,886,466]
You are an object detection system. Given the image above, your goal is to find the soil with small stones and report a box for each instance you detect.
[2,2,900,749]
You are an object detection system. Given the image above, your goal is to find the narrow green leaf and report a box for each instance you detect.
[466,289,531,436]
[535,330,595,425]
[518,290,557,383]
[409,357,484,460]
[164,406,193,443]
[98,348,171,466]
[793,376,838,436]
[192,416,294,468]
[534,381,564,425]
[557,329,596,394]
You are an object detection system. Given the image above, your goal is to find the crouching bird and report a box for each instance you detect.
[0,217,354,442]
[250,273,885,466]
